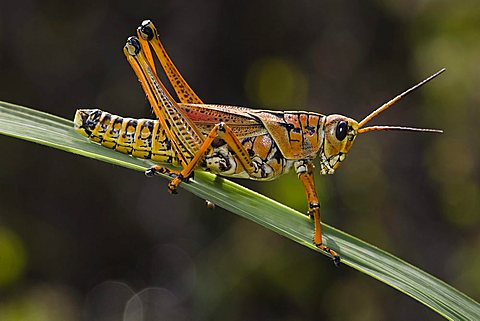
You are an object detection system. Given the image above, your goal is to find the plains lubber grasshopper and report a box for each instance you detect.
[74,20,444,265]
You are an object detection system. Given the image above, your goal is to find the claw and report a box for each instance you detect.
[333,255,341,267]
[168,186,178,195]
[145,168,156,177]
[315,241,340,266]
[205,200,216,209]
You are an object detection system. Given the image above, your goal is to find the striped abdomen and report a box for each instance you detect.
[74,109,181,165]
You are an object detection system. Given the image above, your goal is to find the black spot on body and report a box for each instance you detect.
[305,125,316,135]
[271,148,284,162]
[99,113,111,130]
[128,119,138,127]
[281,123,295,131]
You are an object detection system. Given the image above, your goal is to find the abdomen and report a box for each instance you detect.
[74,109,180,165]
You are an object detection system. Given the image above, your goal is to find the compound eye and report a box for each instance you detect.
[335,121,348,141]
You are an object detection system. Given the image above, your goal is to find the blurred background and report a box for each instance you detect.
[0,0,479,320]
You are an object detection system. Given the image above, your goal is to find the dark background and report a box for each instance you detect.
[0,1,479,320]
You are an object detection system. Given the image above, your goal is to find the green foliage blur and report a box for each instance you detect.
[0,1,478,320]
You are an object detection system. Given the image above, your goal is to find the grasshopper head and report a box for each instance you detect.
[319,69,446,175]
[319,115,359,174]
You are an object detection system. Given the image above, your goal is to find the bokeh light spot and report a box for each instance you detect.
[0,227,27,287]
[245,57,308,107]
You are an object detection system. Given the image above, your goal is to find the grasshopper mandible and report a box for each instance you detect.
[74,20,444,265]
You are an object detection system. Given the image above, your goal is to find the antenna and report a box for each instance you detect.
[358,68,446,129]
[357,125,442,134]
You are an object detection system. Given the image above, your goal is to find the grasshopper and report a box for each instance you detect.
[74,20,444,265]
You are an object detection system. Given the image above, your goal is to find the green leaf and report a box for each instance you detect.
[0,101,479,320]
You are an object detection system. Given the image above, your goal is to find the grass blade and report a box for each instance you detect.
[0,101,479,320]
